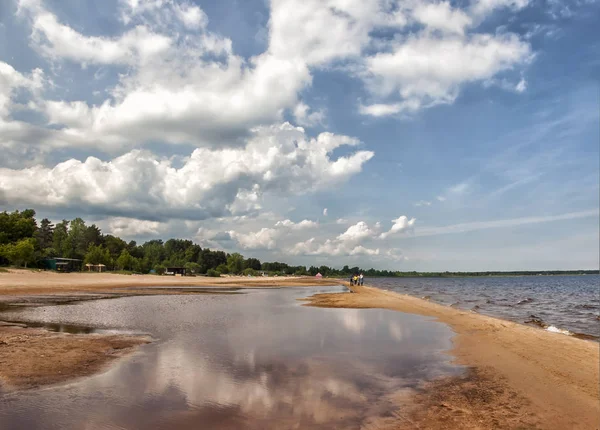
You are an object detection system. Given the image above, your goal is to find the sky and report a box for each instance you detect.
[0,0,598,271]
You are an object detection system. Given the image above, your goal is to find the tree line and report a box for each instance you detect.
[0,210,597,277]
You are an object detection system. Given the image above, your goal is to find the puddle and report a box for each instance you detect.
[0,286,462,429]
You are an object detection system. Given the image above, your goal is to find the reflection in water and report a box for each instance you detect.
[0,287,461,429]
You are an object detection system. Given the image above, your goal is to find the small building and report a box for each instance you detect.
[43,258,83,272]
[165,267,187,276]
[315,273,323,278]
[85,263,106,272]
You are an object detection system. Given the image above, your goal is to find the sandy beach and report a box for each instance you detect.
[1,270,598,429]
[0,269,340,296]
[306,284,600,429]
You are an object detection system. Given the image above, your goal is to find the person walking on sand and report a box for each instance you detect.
[359,273,364,286]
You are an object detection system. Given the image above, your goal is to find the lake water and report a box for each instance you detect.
[368,275,600,338]
[0,286,461,430]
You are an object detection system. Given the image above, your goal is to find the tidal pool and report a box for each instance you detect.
[0,286,461,429]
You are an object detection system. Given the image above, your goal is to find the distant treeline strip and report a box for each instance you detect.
[0,209,598,277]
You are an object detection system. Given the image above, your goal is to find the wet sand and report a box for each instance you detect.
[0,321,150,390]
[305,284,600,430]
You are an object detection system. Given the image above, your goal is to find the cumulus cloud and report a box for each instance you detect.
[379,216,416,239]
[0,123,373,220]
[106,217,166,237]
[293,102,326,127]
[230,227,280,250]
[275,219,319,230]
[362,33,532,114]
[288,238,381,257]
[7,0,534,158]
[285,217,413,257]
[337,221,382,243]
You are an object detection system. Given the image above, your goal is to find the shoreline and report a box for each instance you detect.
[304,283,600,429]
[0,269,340,296]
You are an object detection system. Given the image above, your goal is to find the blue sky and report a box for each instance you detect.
[0,0,598,270]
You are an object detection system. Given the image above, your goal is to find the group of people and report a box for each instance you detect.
[350,273,364,286]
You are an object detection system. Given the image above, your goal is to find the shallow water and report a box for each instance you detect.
[369,275,600,338]
[0,286,460,429]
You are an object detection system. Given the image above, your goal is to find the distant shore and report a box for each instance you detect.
[305,284,600,429]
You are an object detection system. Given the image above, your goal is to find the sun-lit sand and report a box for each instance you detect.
[305,284,600,429]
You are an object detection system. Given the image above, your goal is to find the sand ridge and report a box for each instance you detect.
[305,283,600,430]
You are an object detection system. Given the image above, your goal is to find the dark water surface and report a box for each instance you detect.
[369,275,600,338]
[0,286,461,429]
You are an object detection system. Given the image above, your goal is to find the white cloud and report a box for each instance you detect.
[379,216,416,239]
[106,217,165,237]
[275,219,318,230]
[0,123,373,220]
[449,181,470,194]
[363,33,532,114]
[230,227,280,250]
[436,196,447,202]
[470,0,531,17]
[337,221,381,243]
[414,200,432,207]
[288,238,380,257]
[358,103,404,117]
[412,2,472,35]
[8,0,535,157]
[415,209,600,237]
[15,0,312,152]
[293,102,326,127]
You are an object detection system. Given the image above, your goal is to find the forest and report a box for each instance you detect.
[0,209,597,277]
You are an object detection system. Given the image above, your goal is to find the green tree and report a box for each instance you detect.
[244,257,261,271]
[206,268,220,277]
[216,263,229,274]
[104,235,128,265]
[227,253,244,275]
[65,217,88,259]
[0,209,37,244]
[35,218,55,256]
[52,220,69,257]
[84,224,103,248]
[0,243,16,264]
[116,249,134,271]
[84,245,112,267]
[184,262,201,274]
[242,268,257,276]
[13,238,35,267]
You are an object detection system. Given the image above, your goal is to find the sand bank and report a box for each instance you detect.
[305,284,600,429]
[0,321,150,390]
